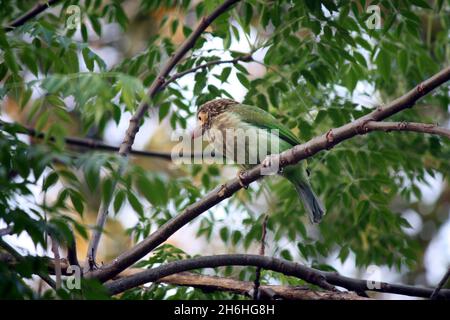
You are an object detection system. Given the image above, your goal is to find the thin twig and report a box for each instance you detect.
[0,120,174,160]
[0,226,13,237]
[104,254,449,298]
[253,214,268,300]
[66,227,79,268]
[431,268,450,300]
[0,238,56,289]
[364,121,450,139]
[50,236,61,290]
[88,66,450,283]
[5,0,60,32]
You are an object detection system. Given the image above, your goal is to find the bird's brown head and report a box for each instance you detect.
[192,99,237,139]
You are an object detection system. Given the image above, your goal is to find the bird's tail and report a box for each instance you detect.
[293,180,325,223]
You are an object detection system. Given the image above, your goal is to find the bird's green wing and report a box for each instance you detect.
[229,103,301,147]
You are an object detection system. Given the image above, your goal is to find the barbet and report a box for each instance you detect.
[192,99,325,223]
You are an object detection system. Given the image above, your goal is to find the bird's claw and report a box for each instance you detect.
[261,154,281,175]
[88,252,102,271]
[237,170,249,189]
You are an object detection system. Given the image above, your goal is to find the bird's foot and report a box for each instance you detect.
[261,154,281,175]
[237,170,249,189]
[88,258,100,271]
[87,251,102,271]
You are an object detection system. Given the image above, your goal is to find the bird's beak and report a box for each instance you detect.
[191,125,204,139]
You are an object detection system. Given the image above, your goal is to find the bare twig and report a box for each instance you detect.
[431,268,450,300]
[86,0,241,270]
[5,0,60,32]
[364,121,450,139]
[66,228,79,268]
[89,66,450,282]
[50,236,61,290]
[104,254,450,299]
[253,215,269,300]
[0,226,13,237]
[0,120,173,160]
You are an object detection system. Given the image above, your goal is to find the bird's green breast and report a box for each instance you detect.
[207,111,291,168]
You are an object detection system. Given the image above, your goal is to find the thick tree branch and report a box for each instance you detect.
[5,0,60,32]
[104,254,450,299]
[86,0,241,270]
[89,66,450,282]
[157,272,369,300]
[364,121,450,139]
[105,254,335,295]
[161,54,253,90]
[0,226,13,237]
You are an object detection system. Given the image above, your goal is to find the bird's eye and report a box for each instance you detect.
[198,116,201,120]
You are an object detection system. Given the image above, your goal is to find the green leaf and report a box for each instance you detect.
[89,15,102,36]
[397,50,408,73]
[280,249,293,261]
[70,190,85,216]
[236,73,250,89]
[376,50,390,81]
[4,50,19,74]
[338,246,350,262]
[113,189,126,213]
[231,230,242,245]
[81,23,88,42]
[171,19,179,35]
[409,0,432,9]
[82,48,94,71]
[127,191,144,217]
[219,227,229,242]
[102,178,114,205]
[83,160,100,192]
[220,67,231,83]
[43,172,59,191]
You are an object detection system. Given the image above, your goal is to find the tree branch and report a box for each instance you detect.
[364,121,450,139]
[0,238,56,290]
[253,214,268,299]
[86,0,241,270]
[3,252,448,299]
[431,268,450,299]
[5,0,60,32]
[88,66,450,282]
[118,0,241,157]
[157,272,369,300]
[161,54,253,90]
[50,236,61,290]
[0,120,174,160]
[104,254,450,299]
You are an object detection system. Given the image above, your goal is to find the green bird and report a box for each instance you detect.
[192,98,325,223]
